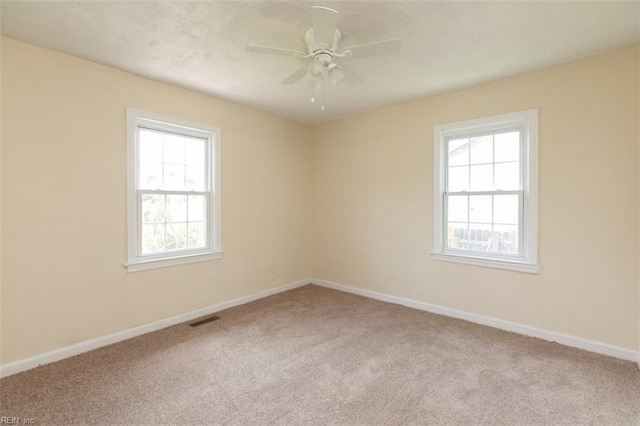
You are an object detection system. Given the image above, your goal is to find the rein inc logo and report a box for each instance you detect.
[0,418,35,424]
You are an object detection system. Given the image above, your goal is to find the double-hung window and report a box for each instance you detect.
[432,109,538,273]
[126,109,222,272]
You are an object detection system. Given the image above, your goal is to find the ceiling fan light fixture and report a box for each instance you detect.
[312,59,323,74]
[307,67,323,87]
[327,63,345,86]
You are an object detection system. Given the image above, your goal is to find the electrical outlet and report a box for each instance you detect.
[271,264,278,274]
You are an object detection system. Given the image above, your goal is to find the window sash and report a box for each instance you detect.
[444,127,524,192]
[136,189,211,259]
[443,190,524,258]
[135,126,212,194]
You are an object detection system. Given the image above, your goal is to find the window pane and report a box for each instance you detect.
[469,195,492,223]
[469,164,493,191]
[139,162,162,190]
[139,130,163,162]
[447,222,468,249]
[141,224,165,254]
[188,222,206,249]
[188,195,205,222]
[494,195,519,224]
[470,135,493,165]
[185,139,206,166]
[185,165,205,191]
[166,195,187,222]
[164,164,185,190]
[163,134,185,165]
[166,223,187,250]
[448,196,468,222]
[448,166,469,192]
[495,131,520,162]
[492,224,518,254]
[468,223,491,251]
[495,162,520,190]
[448,138,469,166]
[141,194,165,224]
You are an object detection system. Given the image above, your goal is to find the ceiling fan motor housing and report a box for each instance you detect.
[314,52,333,66]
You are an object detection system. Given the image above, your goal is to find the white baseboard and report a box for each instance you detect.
[312,278,639,364]
[3,277,637,378]
[0,278,311,379]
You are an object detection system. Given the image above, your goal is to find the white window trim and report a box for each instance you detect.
[432,109,538,274]
[125,108,222,273]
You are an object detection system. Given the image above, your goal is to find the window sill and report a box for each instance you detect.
[431,252,539,274]
[124,251,223,273]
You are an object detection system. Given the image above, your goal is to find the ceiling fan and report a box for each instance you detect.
[246,6,401,107]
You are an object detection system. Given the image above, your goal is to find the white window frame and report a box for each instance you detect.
[432,109,538,274]
[125,108,222,273]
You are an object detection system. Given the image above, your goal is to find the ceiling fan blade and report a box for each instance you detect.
[246,45,306,57]
[312,6,338,48]
[342,38,401,59]
[281,67,308,85]
[339,65,365,87]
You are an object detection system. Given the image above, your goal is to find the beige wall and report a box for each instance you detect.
[1,38,313,364]
[312,48,639,351]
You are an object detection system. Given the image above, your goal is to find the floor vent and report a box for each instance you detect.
[190,315,221,327]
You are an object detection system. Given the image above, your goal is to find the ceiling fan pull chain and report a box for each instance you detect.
[321,81,326,111]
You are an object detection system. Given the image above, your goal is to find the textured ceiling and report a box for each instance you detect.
[1,1,638,124]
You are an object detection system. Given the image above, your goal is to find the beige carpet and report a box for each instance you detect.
[1,284,639,425]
